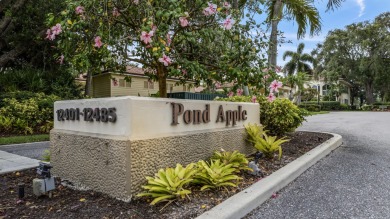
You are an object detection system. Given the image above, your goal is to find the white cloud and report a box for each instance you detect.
[356,0,365,17]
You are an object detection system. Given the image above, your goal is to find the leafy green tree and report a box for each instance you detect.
[314,12,390,104]
[47,0,267,97]
[266,0,343,67]
[0,0,64,69]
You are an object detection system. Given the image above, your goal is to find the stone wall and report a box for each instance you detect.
[51,127,254,200]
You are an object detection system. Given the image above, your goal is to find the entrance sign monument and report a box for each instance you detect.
[51,96,260,200]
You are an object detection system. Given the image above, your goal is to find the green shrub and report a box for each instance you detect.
[259,97,308,136]
[340,104,349,110]
[41,149,51,162]
[211,150,251,172]
[373,102,390,106]
[0,92,60,135]
[361,105,373,111]
[137,163,197,205]
[0,116,12,133]
[219,96,308,136]
[299,104,321,112]
[194,160,241,191]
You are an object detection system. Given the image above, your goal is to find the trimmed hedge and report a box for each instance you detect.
[299,104,321,112]
[302,101,341,111]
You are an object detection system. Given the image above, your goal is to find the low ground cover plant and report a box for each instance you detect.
[138,151,248,205]
[245,123,289,160]
[137,163,198,205]
[211,150,252,172]
[194,160,242,191]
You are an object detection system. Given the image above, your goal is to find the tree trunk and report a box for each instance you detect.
[85,70,92,97]
[268,0,283,68]
[157,64,167,98]
[365,82,374,104]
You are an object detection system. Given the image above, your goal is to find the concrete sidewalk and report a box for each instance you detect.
[0,150,40,174]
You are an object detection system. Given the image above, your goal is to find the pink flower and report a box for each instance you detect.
[45,29,55,40]
[140,31,154,44]
[94,36,103,48]
[181,69,187,75]
[112,7,120,17]
[58,54,64,64]
[267,93,276,102]
[158,54,172,66]
[236,88,243,96]
[223,16,235,30]
[51,24,62,35]
[251,96,257,103]
[228,91,234,97]
[262,68,269,73]
[263,74,270,80]
[75,6,85,15]
[215,82,222,89]
[133,0,139,4]
[166,33,172,46]
[269,80,283,93]
[151,25,157,32]
[223,2,231,9]
[275,66,282,73]
[203,2,217,16]
[179,17,189,27]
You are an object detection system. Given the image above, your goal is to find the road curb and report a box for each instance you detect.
[196,132,342,219]
[0,141,50,148]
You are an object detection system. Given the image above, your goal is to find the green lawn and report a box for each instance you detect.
[0,134,49,145]
[309,111,330,115]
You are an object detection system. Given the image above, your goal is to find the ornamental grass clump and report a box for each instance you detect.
[137,163,197,205]
[193,160,241,191]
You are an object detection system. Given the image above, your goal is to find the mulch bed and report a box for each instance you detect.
[0,131,332,219]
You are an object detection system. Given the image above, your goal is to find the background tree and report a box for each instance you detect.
[314,12,390,104]
[282,42,313,76]
[0,0,82,99]
[47,0,267,98]
[266,0,344,68]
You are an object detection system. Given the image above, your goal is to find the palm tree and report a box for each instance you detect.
[266,0,344,68]
[283,43,314,76]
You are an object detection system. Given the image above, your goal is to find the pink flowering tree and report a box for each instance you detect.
[46,0,267,97]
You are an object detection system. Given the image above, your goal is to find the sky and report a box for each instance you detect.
[276,0,390,67]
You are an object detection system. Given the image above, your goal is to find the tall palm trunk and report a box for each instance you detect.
[268,0,283,67]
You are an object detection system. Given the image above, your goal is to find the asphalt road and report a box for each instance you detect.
[246,112,390,219]
[0,141,49,160]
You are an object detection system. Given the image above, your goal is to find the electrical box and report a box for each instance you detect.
[33,177,55,197]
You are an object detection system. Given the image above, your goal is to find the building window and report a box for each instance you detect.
[344,99,349,104]
[167,84,174,93]
[144,81,154,89]
[119,79,125,87]
[322,84,329,96]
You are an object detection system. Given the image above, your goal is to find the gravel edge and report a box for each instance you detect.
[196,132,342,219]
